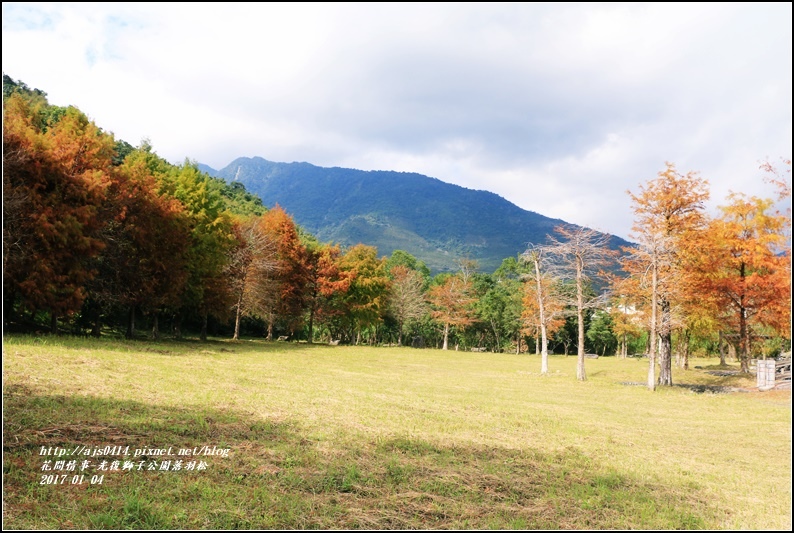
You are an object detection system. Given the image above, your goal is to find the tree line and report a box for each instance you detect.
[3,75,791,390]
[521,161,790,389]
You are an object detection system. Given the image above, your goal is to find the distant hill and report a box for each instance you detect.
[201,157,632,273]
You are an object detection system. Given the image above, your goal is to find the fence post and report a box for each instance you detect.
[757,360,776,391]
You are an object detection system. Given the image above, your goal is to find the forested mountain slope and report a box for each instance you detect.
[202,157,632,272]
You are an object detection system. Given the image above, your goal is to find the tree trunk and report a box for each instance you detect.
[200,310,208,342]
[678,329,690,370]
[151,312,159,340]
[719,330,727,366]
[533,258,550,374]
[3,289,16,328]
[541,337,549,374]
[491,319,501,353]
[737,261,751,373]
[648,263,658,391]
[739,307,750,373]
[233,292,243,341]
[657,299,673,386]
[91,306,101,338]
[658,331,673,385]
[576,258,586,381]
[173,312,182,340]
[307,304,315,344]
[50,311,58,334]
[125,306,136,339]
[442,323,449,350]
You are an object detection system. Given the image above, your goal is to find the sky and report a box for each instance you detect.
[3,2,791,241]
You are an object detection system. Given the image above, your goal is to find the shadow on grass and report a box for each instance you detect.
[4,384,726,530]
[2,333,328,359]
[621,365,757,393]
[673,384,748,394]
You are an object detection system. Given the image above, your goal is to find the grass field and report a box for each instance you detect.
[3,334,791,529]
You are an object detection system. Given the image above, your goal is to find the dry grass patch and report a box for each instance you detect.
[3,335,791,529]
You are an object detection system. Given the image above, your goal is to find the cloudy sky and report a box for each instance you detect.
[3,2,791,240]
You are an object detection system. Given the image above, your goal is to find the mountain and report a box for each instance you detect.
[201,157,632,273]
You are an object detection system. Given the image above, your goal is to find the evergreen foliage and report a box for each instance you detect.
[202,157,632,273]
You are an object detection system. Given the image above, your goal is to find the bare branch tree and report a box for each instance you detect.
[521,245,565,374]
[620,230,686,387]
[457,257,479,283]
[545,225,617,381]
[388,265,428,346]
[226,218,279,340]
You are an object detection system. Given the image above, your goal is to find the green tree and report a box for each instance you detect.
[475,273,523,353]
[339,244,391,344]
[586,310,617,356]
[385,249,431,283]
[166,161,236,340]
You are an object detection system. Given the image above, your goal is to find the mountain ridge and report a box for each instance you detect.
[200,157,631,273]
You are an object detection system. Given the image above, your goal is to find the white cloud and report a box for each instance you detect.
[3,2,791,240]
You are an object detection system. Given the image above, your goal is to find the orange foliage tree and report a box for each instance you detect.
[258,205,309,338]
[87,150,191,339]
[304,243,351,343]
[426,273,477,350]
[695,192,790,371]
[604,271,647,359]
[3,95,112,331]
[625,163,709,389]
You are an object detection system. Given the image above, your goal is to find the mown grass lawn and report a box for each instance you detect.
[3,334,791,529]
